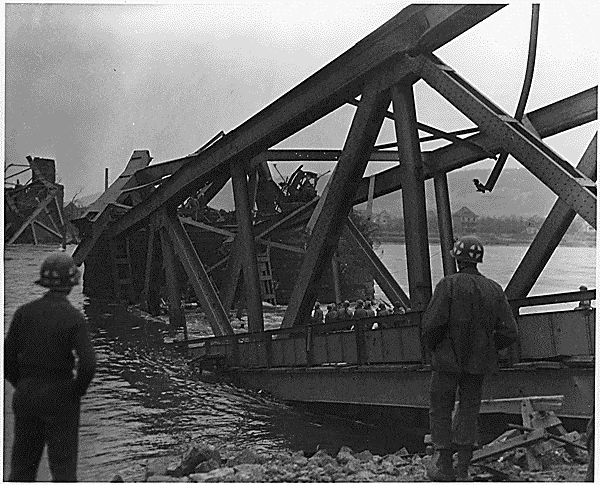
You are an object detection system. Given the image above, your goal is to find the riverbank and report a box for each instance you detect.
[373,233,596,248]
[112,439,590,482]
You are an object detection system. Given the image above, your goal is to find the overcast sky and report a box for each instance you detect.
[4,2,598,204]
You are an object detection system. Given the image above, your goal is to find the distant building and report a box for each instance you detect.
[452,206,478,235]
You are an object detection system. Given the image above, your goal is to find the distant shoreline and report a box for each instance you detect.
[373,234,596,248]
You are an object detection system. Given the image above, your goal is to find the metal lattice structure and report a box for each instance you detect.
[73,4,596,417]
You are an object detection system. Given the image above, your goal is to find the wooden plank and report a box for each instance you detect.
[281,78,391,328]
[479,395,564,415]
[472,429,545,463]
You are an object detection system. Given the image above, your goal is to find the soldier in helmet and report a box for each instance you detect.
[422,236,518,482]
[4,252,96,482]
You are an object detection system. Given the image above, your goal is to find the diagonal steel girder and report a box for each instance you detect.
[158,208,234,336]
[353,86,598,205]
[344,217,410,308]
[505,133,597,300]
[281,77,392,328]
[105,5,503,240]
[411,53,596,228]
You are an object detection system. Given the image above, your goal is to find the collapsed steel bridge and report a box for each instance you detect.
[74,5,596,418]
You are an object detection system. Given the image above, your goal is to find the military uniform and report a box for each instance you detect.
[5,253,96,482]
[422,237,518,481]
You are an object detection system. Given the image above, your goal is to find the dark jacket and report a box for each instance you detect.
[312,308,324,325]
[337,307,352,320]
[4,291,96,396]
[324,310,338,323]
[421,266,518,375]
[352,307,368,319]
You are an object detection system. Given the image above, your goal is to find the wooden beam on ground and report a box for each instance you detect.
[231,162,264,333]
[479,395,564,415]
[106,5,502,239]
[472,429,546,463]
[344,217,410,308]
[414,54,596,228]
[159,208,234,336]
[353,86,598,205]
[505,133,597,299]
[392,83,432,310]
[281,78,391,328]
[7,191,56,244]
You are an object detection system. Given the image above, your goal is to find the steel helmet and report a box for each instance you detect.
[35,252,80,290]
[450,235,484,263]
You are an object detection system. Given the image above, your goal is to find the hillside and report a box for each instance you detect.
[366,167,558,218]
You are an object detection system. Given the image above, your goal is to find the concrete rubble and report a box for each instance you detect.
[111,437,590,483]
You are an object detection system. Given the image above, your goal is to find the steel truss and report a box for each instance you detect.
[73,4,596,338]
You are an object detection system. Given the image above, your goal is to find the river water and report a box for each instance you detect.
[3,243,596,481]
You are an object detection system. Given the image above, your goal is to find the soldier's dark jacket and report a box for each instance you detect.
[4,292,96,396]
[422,266,518,374]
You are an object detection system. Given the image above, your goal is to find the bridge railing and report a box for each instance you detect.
[179,290,595,370]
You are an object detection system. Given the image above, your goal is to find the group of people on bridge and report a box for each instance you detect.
[310,299,406,326]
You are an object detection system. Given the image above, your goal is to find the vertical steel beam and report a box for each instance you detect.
[231,162,264,333]
[160,208,234,336]
[392,83,432,310]
[331,256,342,303]
[159,228,187,330]
[434,172,456,276]
[30,223,38,245]
[142,218,162,316]
[220,239,244,314]
[505,133,597,299]
[366,175,376,219]
[344,217,410,307]
[281,79,391,328]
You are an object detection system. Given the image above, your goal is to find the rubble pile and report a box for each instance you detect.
[109,435,590,482]
[113,442,430,483]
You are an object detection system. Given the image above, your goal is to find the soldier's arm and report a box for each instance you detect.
[494,294,519,350]
[72,315,97,396]
[4,309,23,387]
[421,280,451,350]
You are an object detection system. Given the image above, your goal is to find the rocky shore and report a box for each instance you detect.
[110,439,590,483]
